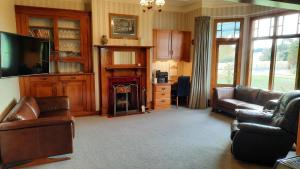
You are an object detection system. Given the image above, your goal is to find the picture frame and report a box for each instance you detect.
[109,13,138,39]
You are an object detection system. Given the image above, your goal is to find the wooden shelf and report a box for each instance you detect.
[59,57,85,63]
[29,25,53,29]
[105,65,146,70]
[58,27,80,30]
[95,45,153,49]
[59,38,80,40]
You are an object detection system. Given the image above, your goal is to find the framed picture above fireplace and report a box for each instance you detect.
[109,13,138,39]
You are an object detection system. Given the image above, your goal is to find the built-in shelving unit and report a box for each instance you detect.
[15,6,96,117]
[15,5,92,74]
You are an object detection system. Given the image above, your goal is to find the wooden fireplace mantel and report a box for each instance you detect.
[105,65,146,70]
[95,45,152,116]
[94,45,153,49]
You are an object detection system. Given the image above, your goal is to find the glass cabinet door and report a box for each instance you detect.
[58,19,81,58]
[28,17,56,73]
[57,19,84,73]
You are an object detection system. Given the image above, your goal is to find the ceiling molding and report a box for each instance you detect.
[104,0,254,13]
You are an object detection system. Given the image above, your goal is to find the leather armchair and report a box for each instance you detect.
[0,96,74,168]
[231,91,300,165]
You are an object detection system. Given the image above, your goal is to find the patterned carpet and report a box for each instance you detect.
[29,107,272,169]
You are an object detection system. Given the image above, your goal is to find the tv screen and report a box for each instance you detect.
[0,32,50,77]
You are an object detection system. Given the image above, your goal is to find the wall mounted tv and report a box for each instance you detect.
[0,32,50,78]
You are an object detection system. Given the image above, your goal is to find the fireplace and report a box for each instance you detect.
[109,77,141,116]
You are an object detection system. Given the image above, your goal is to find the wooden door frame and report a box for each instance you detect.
[211,18,244,92]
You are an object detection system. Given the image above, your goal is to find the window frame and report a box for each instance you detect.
[245,12,300,91]
[211,18,244,89]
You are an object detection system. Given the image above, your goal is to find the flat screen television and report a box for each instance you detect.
[0,32,50,78]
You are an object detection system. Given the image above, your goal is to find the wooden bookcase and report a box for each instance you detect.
[15,5,92,73]
[15,6,96,116]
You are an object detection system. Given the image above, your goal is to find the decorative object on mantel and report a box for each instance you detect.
[140,0,165,12]
[109,13,138,39]
[101,35,108,45]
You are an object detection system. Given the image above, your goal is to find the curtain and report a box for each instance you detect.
[189,16,211,109]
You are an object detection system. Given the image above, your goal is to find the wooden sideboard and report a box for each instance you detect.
[19,73,96,116]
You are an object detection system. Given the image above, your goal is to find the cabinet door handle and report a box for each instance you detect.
[161,93,165,96]
[161,100,165,103]
[161,88,166,90]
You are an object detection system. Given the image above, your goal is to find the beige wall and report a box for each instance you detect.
[0,0,20,117]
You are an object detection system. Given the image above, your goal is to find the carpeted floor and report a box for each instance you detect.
[29,107,272,169]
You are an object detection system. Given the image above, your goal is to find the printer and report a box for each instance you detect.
[156,70,168,83]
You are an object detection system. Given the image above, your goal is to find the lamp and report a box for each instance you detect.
[140,0,165,12]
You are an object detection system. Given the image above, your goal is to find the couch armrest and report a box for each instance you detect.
[36,96,70,113]
[263,99,279,110]
[214,87,235,100]
[0,116,74,131]
[0,116,75,165]
[236,109,273,124]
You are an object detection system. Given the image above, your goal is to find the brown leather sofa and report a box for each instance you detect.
[0,96,74,168]
[212,86,282,116]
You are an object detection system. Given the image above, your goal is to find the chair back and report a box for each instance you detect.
[271,91,300,135]
[177,76,190,97]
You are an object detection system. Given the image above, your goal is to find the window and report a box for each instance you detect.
[212,19,243,88]
[217,44,237,84]
[251,39,272,90]
[216,22,240,38]
[248,13,300,92]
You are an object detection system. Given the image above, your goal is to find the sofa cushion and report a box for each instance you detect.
[238,103,264,111]
[235,86,260,103]
[255,90,282,106]
[218,99,248,110]
[3,98,38,122]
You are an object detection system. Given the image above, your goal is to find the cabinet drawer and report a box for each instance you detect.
[29,76,57,82]
[59,75,86,81]
[154,85,171,93]
[154,92,171,99]
[154,98,171,106]
[153,104,171,110]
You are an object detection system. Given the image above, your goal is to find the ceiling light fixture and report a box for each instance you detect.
[140,0,165,12]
